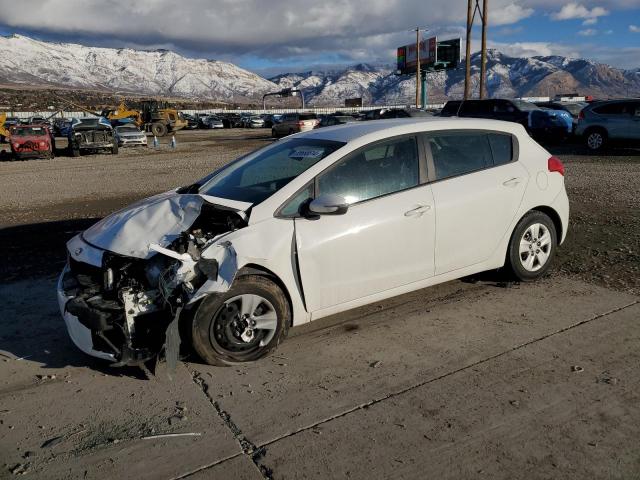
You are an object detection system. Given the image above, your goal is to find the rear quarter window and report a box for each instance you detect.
[427,131,516,180]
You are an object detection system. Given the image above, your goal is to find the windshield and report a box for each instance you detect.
[12,126,46,136]
[512,100,539,112]
[199,138,345,204]
[116,126,139,132]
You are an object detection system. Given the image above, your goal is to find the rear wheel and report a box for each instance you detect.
[191,275,290,366]
[506,211,557,281]
[585,128,607,152]
[151,122,167,137]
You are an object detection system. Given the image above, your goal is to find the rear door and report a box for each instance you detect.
[426,130,528,275]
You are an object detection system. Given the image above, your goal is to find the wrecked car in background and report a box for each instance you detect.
[58,118,569,367]
[9,124,55,160]
[68,117,118,156]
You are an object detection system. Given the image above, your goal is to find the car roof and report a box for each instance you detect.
[296,117,524,143]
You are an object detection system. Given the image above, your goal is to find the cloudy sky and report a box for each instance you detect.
[0,0,639,74]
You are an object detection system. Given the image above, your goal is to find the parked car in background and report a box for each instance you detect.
[57,118,568,366]
[52,118,73,137]
[534,101,587,120]
[181,113,199,129]
[115,125,147,147]
[441,99,570,139]
[318,114,360,128]
[243,115,265,128]
[202,116,225,129]
[68,117,118,156]
[362,108,431,121]
[9,124,54,159]
[574,99,640,151]
[262,114,282,128]
[221,113,243,129]
[27,116,48,125]
[271,112,318,137]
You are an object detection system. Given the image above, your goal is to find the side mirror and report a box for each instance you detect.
[308,194,349,216]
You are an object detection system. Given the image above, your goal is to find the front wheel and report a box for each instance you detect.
[506,211,557,281]
[191,275,290,366]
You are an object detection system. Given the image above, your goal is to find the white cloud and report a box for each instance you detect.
[582,18,598,25]
[551,3,609,21]
[578,28,598,36]
[488,41,580,59]
[491,4,534,25]
[630,25,640,33]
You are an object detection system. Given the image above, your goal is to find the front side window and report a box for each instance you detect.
[199,138,344,204]
[428,132,493,180]
[317,136,419,204]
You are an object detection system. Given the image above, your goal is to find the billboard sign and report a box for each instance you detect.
[397,37,460,74]
[436,38,461,69]
[397,36,437,74]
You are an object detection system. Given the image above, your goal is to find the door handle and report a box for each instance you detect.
[502,177,522,187]
[404,205,431,217]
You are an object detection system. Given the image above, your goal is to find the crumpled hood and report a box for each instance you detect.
[82,191,251,259]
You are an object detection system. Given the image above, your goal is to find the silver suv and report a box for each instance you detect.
[575,99,640,151]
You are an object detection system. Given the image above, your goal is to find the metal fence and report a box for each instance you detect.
[5,96,585,119]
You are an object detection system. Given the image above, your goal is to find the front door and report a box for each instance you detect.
[295,135,436,313]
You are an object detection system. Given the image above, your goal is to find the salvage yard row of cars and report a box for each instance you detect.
[1,97,639,160]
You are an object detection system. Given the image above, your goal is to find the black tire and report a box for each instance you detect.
[70,145,80,157]
[506,211,557,281]
[271,128,278,138]
[111,143,119,155]
[191,275,290,366]
[151,122,167,137]
[584,128,607,152]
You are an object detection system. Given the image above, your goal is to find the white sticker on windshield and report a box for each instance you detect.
[289,147,325,159]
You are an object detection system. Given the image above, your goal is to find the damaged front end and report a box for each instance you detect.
[58,193,247,366]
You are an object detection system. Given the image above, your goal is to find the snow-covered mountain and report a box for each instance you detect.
[1,34,638,106]
[272,50,640,105]
[0,34,277,103]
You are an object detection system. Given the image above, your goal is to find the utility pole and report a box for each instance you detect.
[464,0,473,99]
[415,27,422,108]
[464,0,489,99]
[479,0,488,99]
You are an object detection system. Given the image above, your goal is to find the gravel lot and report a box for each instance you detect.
[0,128,638,479]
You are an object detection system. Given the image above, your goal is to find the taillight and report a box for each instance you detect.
[578,110,584,121]
[548,156,564,176]
[298,121,305,127]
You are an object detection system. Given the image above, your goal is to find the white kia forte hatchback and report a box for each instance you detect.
[58,118,569,366]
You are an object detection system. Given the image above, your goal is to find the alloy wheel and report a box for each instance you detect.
[519,223,552,272]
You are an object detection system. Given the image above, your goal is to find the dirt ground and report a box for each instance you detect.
[0,129,638,479]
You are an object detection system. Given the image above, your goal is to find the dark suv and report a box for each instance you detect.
[574,99,640,151]
[441,99,571,138]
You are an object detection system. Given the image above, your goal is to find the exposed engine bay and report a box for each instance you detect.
[60,201,247,366]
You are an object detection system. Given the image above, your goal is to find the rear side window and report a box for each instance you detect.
[299,113,317,120]
[428,131,514,180]
[429,133,492,180]
[488,133,513,166]
[593,103,628,115]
